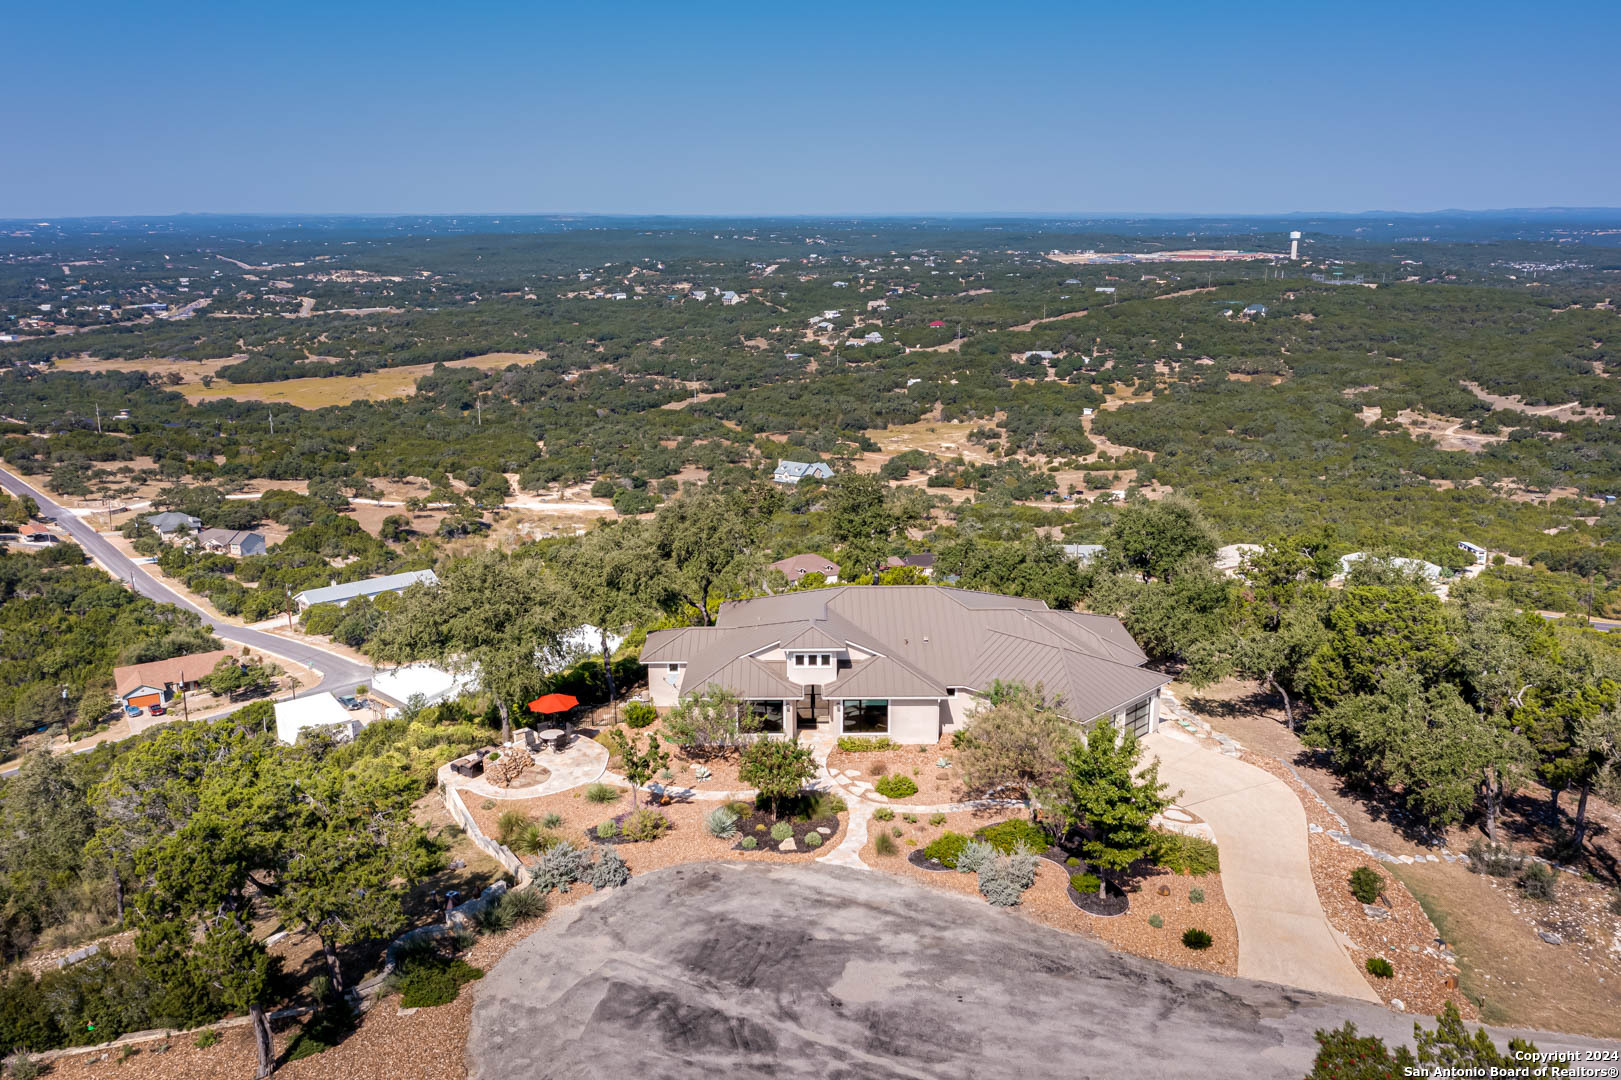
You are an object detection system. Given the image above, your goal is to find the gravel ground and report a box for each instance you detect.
[860,809,1239,975]
[1242,751,1476,1019]
[827,735,960,803]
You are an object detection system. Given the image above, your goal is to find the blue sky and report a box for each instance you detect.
[4,1,1616,216]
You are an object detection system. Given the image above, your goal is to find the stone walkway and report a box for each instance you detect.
[1142,725,1378,1002]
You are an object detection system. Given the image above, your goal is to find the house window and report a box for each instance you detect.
[793,653,831,667]
[749,700,784,734]
[842,699,889,734]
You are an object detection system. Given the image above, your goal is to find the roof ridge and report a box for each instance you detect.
[983,624,1150,672]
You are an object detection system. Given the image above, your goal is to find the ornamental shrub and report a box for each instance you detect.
[496,810,532,845]
[500,887,548,920]
[585,783,622,804]
[541,812,564,830]
[955,838,998,874]
[1070,872,1101,894]
[805,832,823,848]
[623,701,658,728]
[872,806,895,821]
[740,836,758,850]
[1466,839,1522,877]
[590,847,631,889]
[595,819,619,840]
[973,818,1049,855]
[1365,956,1394,979]
[532,840,593,893]
[873,831,897,856]
[978,848,1041,907]
[770,821,794,842]
[1349,866,1384,904]
[705,805,740,838]
[838,735,896,753]
[1181,929,1212,950]
[929,813,947,826]
[1147,914,1163,928]
[1188,887,1205,904]
[875,774,918,798]
[1152,832,1220,876]
[922,832,970,867]
[620,808,674,843]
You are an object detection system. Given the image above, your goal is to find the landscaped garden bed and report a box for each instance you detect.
[826,733,960,803]
[861,808,1238,975]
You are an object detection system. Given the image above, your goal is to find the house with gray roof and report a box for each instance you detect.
[145,511,202,536]
[641,586,1168,744]
[772,459,834,485]
[198,528,267,557]
[292,569,439,611]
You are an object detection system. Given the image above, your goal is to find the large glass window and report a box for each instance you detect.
[749,700,785,733]
[1121,697,1150,734]
[842,699,889,734]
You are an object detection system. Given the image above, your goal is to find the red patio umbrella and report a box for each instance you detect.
[527,693,579,715]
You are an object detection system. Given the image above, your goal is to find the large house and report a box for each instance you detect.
[198,528,267,557]
[293,568,439,611]
[113,648,238,712]
[772,459,834,485]
[642,586,1168,744]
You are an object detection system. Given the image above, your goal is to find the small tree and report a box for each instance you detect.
[739,739,817,819]
[955,684,1075,813]
[608,730,669,809]
[1053,719,1172,897]
[1306,1003,1538,1079]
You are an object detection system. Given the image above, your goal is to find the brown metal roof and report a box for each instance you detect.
[114,649,236,699]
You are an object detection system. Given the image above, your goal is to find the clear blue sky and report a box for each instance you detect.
[4,1,1616,216]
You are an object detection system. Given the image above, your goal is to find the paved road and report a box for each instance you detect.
[468,863,1619,1080]
[1144,727,1378,1002]
[0,468,372,697]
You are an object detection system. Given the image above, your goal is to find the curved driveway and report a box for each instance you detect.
[0,468,372,695]
[1143,727,1377,1001]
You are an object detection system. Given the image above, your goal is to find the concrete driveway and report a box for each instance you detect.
[1142,728,1377,1001]
[467,863,1616,1080]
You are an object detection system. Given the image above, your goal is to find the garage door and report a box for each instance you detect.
[128,693,162,708]
[1123,697,1152,737]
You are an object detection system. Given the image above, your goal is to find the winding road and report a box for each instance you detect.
[0,469,373,697]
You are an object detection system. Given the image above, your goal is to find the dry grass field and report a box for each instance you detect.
[181,352,545,407]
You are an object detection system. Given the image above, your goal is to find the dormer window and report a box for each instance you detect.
[792,653,832,667]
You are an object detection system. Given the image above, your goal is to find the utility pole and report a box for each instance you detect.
[180,668,190,722]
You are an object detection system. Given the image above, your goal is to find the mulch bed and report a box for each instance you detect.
[1067,880,1130,917]
[731,808,839,853]
[907,849,956,873]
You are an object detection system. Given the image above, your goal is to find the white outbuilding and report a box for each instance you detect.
[274,693,361,745]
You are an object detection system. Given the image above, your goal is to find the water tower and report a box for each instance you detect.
[1289,231,1301,260]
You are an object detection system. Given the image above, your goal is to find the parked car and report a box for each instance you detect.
[337,694,363,711]
[148,704,166,716]
[123,705,141,718]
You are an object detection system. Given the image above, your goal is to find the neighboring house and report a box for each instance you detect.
[1061,543,1106,564]
[1338,552,1444,581]
[198,528,267,557]
[772,459,834,485]
[1457,541,1488,563]
[884,553,936,576]
[1242,303,1268,317]
[642,586,1168,744]
[145,511,202,536]
[114,648,237,711]
[292,568,440,611]
[274,693,362,744]
[17,523,57,545]
[769,553,840,584]
[928,320,947,328]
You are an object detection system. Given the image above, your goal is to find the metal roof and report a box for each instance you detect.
[660,586,1163,718]
[293,569,439,606]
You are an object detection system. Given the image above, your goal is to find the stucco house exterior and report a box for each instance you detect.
[642,586,1168,744]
